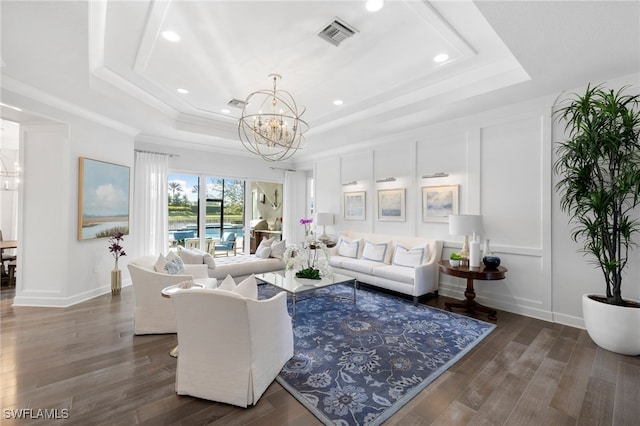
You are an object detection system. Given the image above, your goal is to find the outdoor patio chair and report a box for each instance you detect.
[214,232,236,256]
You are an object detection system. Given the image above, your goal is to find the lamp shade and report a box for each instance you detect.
[449,215,483,236]
[315,213,334,226]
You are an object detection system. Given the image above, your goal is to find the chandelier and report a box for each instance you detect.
[238,74,309,162]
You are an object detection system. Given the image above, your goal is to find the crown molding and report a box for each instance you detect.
[1,76,139,136]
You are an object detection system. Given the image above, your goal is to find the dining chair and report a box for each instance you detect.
[0,230,17,276]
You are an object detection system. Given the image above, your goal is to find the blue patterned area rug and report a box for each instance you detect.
[258,283,496,426]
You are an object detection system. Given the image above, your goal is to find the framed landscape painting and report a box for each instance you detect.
[378,188,405,221]
[422,185,459,222]
[78,157,130,240]
[344,191,365,220]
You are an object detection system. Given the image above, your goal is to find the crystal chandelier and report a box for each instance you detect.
[238,74,309,162]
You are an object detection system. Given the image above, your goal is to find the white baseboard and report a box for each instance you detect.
[438,282,555,323]
[12,280,132,308]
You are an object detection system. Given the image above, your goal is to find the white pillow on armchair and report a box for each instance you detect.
[153,252,216,288]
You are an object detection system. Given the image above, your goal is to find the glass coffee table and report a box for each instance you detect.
[255,270,357,321]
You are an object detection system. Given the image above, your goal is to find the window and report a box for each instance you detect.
[168,174,199,246]
[205,177,245,241]
[168,174,245,253]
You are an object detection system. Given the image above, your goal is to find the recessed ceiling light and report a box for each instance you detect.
[333,99,344,106]
[221,109,231,114]
[365,0,384,12]
[161,31,181,42]
[434,53,449,63]
[176,88,189,94]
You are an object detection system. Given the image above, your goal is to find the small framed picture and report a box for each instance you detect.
[422,185,459,222]
[377,188,405,221]
[344,191,365,220]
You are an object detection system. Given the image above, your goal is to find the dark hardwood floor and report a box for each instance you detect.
[1,285,638,425]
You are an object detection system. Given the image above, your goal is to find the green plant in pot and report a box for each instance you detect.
[554,84,640,355]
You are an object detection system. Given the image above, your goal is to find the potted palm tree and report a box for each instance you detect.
[554,84,640,355]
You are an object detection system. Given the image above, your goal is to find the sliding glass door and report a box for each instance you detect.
[167,174,199,247]
[168,174,245,253]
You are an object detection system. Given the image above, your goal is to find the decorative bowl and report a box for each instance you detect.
[483,256,501,268]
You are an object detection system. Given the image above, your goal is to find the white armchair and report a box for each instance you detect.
[171,288,293,407]
[127,256,217,335]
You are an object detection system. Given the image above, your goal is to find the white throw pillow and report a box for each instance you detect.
[233,275,258,300]
[164,251,185,275]
[154,253,167,272]
[178,247,203,264]
[218,274,236,291]
[202,253,216,269]
[270,239,286,259]
[255,245,271,259]
[392,245,427,268]
[258,236,276,249]
[362,240,390,263]
[337,238,360,258]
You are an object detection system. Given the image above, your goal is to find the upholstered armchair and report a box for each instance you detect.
[171,288,293,407]
[127,256,217,335]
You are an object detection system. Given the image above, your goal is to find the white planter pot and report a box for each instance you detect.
[582,294,640,356]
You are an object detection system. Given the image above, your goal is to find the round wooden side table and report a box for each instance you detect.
[438,260,507,321]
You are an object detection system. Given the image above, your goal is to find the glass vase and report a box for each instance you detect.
[483,239,493,257]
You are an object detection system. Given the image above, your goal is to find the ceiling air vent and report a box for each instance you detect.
[317,18,358,47]
[227,98,247,109]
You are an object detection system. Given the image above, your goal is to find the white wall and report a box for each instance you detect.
[312,73,640,328]
[11,112,136,306]
[316,109,552,321]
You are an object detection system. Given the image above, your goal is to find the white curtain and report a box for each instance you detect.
[282,170,307,244]
[133,151,168,256]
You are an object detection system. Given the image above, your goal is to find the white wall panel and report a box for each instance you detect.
[340,152,372,184]
[373,142,412,180]
[416,132,466,179]
[416,131,470,241]
[314,158,340,238]
[481,117,542,249]
[16,123,69,302]
[339,152,373,233]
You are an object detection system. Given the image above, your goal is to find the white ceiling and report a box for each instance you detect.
[1,1,639,164]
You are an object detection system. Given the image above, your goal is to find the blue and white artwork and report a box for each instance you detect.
[344,191,366,220]
[422,185,459,222]
[79,157,130,240]
[377,188,405,221]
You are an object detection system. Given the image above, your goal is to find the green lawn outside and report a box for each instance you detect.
[168,214,244,227]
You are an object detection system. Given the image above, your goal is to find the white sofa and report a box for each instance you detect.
[177,241,285,282]
[207,255,285,281]
[127,256,218,335]
[329,231,444,304]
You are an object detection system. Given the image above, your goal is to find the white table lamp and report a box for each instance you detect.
[449,215,483,260]
[315,213,334,241]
